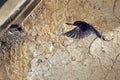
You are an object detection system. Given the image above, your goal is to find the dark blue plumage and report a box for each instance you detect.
[8,24,22,32]
[63,21,107,40]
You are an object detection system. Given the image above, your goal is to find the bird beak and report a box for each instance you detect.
[65,23,73,25]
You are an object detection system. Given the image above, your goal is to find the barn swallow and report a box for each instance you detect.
[8,24,22,32]
[63,21,111,41]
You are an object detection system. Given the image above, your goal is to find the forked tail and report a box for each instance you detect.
[95,31,113,41]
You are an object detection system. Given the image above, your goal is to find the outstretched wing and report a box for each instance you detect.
[63,27,93,39]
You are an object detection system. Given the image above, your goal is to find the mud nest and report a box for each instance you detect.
[0,24,25,51]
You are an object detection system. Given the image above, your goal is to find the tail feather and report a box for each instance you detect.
[95,31,105,40]
[95,31,113,41]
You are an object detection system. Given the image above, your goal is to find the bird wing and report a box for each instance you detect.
[63,27,93,39]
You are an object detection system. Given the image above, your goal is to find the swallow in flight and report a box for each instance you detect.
[63,21,112,41]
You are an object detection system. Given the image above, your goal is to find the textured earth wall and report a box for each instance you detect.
[0,0,120,80]
[25,0,120,80]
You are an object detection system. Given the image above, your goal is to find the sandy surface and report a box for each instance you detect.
[0,0,120,80]
[24,0,120,80]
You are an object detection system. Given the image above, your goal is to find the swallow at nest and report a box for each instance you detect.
[8,24,22,33]
[63,21,112,41]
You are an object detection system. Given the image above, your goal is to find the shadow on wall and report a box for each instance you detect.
[0,0,7,8]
